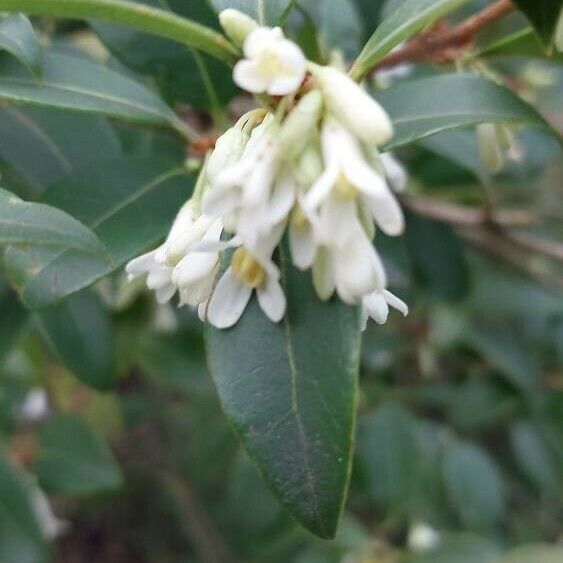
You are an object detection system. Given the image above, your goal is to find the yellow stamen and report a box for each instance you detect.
[333,173,357,200]
[291,205,309,230]
[232,248,266,288]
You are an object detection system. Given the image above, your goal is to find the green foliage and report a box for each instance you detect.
[0,0,561,560]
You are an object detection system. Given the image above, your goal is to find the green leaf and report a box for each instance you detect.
[0,0,237,62]
[405,213,470,302]
[407,533,500,563]
[379,74,553,149]
[0,14,41,75]
[36,413,123,495]
[0,455,49,563]
[0,106,121,194]
[510,421,562,497]
[205,249,361,539]
[0,280,28,361]
[357,403,419,511]
[351,0,470,80]
[36,291,115,391]
[0,50,191,137]
[512,0,562,46]
[3,157,191,309]
[478,27,563,61]
[210,0,297,25]
[442,442,505,530]
[498,545,563,563]
[92,0,237,110]
[0,186,109,260]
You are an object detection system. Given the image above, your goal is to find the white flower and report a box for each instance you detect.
[408,522,441,552]
[381,152,408,193]
[289,199,317,270]
[207,246,286,328]
[219,9,259,48]
[311,65,393,146]
[312,222,388,304]
[20,388,49,422]
[304,117,404,238]
[31,486,68,540]
[233,27,307,96]
[126,249,176,304]
[361,289,409,329]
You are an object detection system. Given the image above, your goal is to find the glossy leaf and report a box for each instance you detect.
[442,442,505,530]
[357,403,419,510]
[3,157,191,309]
[206,249,361,539]
[37,291,115,391]
[210,0,297,25]
[36,413,123,495]
[0,14,41,75]
[0,51,191,137]
[512,0,562,46]
[351,0,470,79]
[0,106,121,194]
[92,0,237,110]
[0,455,49,563]
[478,27,563,61]
[379,74,553,149]
[0,0,237,62]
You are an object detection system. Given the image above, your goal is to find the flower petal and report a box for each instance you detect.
[289,221,317,270]
[207,268,253,329]
[233,60,269,93]
[365,292,389,324]
[383,289,409,317]
[257,277,286,322]
[172,252,218,288]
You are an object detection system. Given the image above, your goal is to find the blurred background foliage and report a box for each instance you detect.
[0,0,562,561]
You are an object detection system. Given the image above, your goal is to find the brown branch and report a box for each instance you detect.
[374,0,515,71]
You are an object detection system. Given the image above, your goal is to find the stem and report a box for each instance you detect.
[374,0,515,71]
[0,0,238,63]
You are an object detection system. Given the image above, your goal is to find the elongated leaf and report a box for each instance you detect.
[206,249,361,539]
[0,106,121,193]
[210,0,297,25]
[379,74,553,149]
[0,188,107,255]
[0,0,237,62]
[512,0,562,46]
[92,0,237,110]
[36,413,123,495]
[0,456,49,563]
[0,51,190,137]
[478,27,563,61]
[442,442,505,530]
[37,291,115,391]
[351,0,470,79]
[357,403,419,510]
[0,14,41,75]
[3,157,192,308]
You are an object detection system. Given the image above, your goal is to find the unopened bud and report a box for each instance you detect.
[219,9,259,48]
[279,90,323,159]
[293,144,323,188]
[206,127,249,185]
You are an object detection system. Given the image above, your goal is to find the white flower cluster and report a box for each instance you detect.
[127,13,408,330]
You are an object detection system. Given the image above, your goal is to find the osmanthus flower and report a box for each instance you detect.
[361,289,409,330]
[304,117,404,238]
[233,26,307,96]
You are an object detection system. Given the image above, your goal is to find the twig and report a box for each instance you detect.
[374,0,515,71]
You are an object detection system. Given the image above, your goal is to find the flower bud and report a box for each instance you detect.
[293,144,323,188]
[206,126,249,185]
[219,9,259,48]
[311,65,393,146]
[279,90,323,159]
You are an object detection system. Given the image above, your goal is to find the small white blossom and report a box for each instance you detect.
[305,117,404,239]
[311,65,393,146]
[219,9,259,48]
[381,152,408,193]
[361,289,409,330]
[126,249,176,304]
[408,522,441,552]
[233,27,307,96]
[20,388,49,422]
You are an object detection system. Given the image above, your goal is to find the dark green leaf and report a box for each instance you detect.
[3,157,192,308]
[351,0,470,79]
[0,455,49,563]
[405,213,470,302]
[210,0,297,25]
[512,0,562,46]
[0,106,121,193]
[206,249,361,539]
[0,280,28,361]
[0,14,41,75]
[442,442,505,530]
[0,51,190,136]
[357,403,419,511]
[478,27,563,61]
[380,74,553,149]
[36,413,123,495]
[36,291,115,391]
